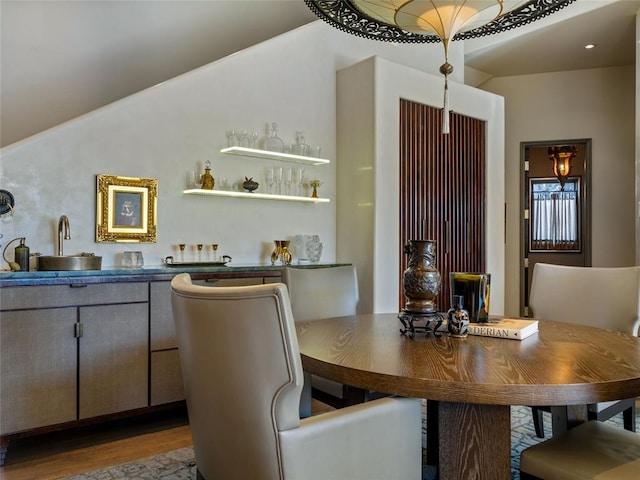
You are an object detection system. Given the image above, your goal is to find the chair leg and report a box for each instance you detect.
[426,400,439,467]
[532,407,545,438]
[623,402,636,432]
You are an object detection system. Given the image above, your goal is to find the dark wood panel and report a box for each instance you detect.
[399,100,486,312]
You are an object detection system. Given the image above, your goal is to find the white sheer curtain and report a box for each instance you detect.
[532,191,578,249]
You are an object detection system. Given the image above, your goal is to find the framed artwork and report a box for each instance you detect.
[96,174,158,243]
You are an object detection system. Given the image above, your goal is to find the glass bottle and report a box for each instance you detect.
[447,295,469,338]
[262,122,284,153]
[201,161,215,190]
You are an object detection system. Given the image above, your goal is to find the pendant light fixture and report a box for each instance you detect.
[305,0,576,133]
[548,145,577,191]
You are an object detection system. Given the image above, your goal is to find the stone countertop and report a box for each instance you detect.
[0,263,349,287]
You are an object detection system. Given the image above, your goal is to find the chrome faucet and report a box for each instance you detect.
[57,215,70,256]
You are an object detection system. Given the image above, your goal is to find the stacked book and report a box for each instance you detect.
[468,318,539,340]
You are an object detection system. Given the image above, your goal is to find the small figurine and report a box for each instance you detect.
[242,177,259,192]
[447,295,470,338]
[308,179,322,198]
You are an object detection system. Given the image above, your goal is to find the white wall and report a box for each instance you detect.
[337,57,505,315]
[0,21,463,269]
[480,66,636,315]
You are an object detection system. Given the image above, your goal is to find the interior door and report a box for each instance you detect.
[520,140,592,316]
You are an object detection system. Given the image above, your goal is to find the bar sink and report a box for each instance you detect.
[38,254,102,271]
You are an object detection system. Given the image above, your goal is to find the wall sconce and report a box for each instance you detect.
[548,145,577,191]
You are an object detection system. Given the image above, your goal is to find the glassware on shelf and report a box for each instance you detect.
[226,129,238,147]
[291,131,310,156]
[201,161,214,190]
[196,244,203,262]
[178,244,186,263]
[283,167,292,195]
[265,166,274,194]
[239,130,249,147]
[308,145,322,158]
[212,244,219,261]
[218,177,228,190]
[249,131,259,148]
[274,166,284,195]
[188,170,203,189]
[292,167,305,196]
[262,122,284,153]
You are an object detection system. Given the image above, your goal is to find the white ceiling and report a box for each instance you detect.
[1,0,637,147]
[464,0,640,78]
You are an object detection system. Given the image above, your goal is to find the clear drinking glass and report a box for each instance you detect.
[292,167,305,196]
[274,166,283,195]
[283,167,292,195]
[265,166,274,194]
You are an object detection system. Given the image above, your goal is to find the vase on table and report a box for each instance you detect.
[271,240,292,265]
[447,295,469,338]
[450,272,491,323]
[402,239,441,314]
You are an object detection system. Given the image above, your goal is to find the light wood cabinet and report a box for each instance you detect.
[0,308,77,434]
[0,268,283,462]
[79,303,149,419]
[0,282,148,436]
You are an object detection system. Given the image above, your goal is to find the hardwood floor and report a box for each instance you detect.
[0,408,192,480]
[0,400,335,480]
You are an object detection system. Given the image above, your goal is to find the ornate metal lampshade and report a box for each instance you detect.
[305,0,576,133]
[548,145,577,190]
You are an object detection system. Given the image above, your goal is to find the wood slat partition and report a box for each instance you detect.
[399,99,486,311]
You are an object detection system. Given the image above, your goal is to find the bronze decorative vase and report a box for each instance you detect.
[271,240,292,265]
[402,239,441,314]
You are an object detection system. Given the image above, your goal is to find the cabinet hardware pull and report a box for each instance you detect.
[74,322,83,338]
[205,278,220,283]
[70,284,88,288]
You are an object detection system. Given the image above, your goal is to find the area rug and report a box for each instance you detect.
[64,406,635,480]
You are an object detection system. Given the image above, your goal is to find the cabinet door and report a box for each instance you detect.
[150,349,184,406]
[399,100,486,309]
[0,308,77,434]
[150,281,175,350]
[78,303,149,419]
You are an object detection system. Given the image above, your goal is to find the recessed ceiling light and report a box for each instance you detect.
[584,44,597,49]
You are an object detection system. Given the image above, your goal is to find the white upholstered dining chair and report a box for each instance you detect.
[282,265,360,413]
[520,420,640,479]
[170,273,422,480]
[528,263,640,437]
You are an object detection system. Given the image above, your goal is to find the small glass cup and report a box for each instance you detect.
[123,251,144,268]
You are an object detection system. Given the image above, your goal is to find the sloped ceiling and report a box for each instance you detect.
[1,0,637,148]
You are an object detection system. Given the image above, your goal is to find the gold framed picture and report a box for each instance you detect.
[96,174,158,243]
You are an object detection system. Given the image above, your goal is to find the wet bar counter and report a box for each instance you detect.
[0,262,348,463]
[0,263,349,287]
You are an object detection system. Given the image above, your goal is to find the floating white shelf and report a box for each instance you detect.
[183,189,330,203]
[220,146,330,166]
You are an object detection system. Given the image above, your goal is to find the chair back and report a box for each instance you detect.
[529,263,640,335]
[171,273,303,480]
[283,265,359,321]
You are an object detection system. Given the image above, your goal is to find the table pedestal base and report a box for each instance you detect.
[438,402,511,480]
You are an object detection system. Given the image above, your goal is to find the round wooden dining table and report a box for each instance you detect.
[296,313,640,480]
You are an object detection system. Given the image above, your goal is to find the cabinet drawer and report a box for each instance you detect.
[0,282,148,310]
